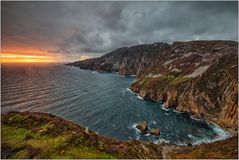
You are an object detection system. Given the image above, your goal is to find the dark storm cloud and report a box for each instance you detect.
[2,1,238,57]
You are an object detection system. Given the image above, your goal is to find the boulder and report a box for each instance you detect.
[136,121,148,133]
[149,128,160,136]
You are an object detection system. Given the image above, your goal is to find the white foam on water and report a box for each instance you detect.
[128,120,230,147]
[145,133,151,137]
[126,88,135,94]
[190,115,201,121]
[189,122,231,145]
[154,138,170,144]
[210,122,231,139]
[116,73,125,77]
[151,121,157,125]
[176,141,187,146]
[137,95,144,100]
[126,89,145,100]
[161,104,169,111]
[187,134,193,138]
[131,123,140,132]
[162,106,169,111]
[92,71,98,74]
[130,123,141,140]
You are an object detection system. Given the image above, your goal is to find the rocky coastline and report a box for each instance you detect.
[1,111,238,159]
[68,40,238,132]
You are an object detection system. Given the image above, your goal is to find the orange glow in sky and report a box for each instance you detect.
[79,55,91,61]
[1,53,55,63]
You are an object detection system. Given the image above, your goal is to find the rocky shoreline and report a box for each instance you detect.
[68,40,238,131]
[64,40,238,158]
[1,111,238,159]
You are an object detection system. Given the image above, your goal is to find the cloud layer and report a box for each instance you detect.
[2,1,238,59]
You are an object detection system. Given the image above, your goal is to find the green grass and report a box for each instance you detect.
[1,124,115,159]
[160,75,175,80]
[7,114,28,123]
[2,125,28,143]
[138,75,176,90]
[138,75,192,91]
[1,112,165,159]
[169,76,193,85]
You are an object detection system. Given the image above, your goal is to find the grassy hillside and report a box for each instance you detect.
[1,111,163,159]
[1,111,237,159]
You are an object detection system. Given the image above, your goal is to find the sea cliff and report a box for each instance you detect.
[68,40,238,130]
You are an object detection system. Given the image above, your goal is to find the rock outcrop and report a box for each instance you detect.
[68,40,238,130]
[150,128,160,136]
[136,121,148,133]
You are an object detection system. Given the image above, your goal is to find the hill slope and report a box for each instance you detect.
[1,111,163,159]
[68,40,238,130]
[1,111,238,159]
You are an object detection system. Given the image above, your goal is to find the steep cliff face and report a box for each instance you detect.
[68,42,170,75]
[69,40,238,130]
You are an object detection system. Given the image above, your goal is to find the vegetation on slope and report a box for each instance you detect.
[2,111,238,159]
[1,111,163,159]
[165,136,238,159]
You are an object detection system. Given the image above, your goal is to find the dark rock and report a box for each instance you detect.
[136,121,148,133]
[186,142,193,146]
[149,128,160,136]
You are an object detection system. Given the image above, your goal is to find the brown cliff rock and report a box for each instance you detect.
[150,128,160,136]
[136,121,148,133]
[68,40,238,130]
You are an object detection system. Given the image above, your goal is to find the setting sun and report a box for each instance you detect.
[1,53,55,63]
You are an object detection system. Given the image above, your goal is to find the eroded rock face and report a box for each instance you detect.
[150,128,160,136]
[136,121,148,133]
[130,51,238,130]
[68,40,238,130]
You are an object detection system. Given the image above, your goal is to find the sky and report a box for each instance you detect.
[1,1,238,63]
